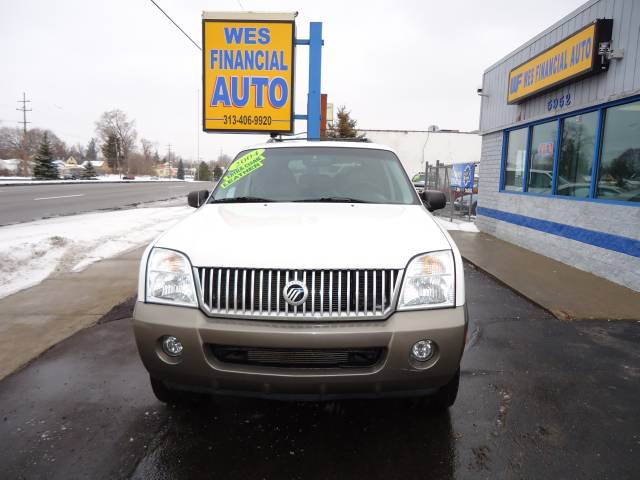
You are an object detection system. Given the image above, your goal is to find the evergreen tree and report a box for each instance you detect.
[86,138,98,161]
[326,106,366,139]
[101,134,118,172]
[177,159,185,180]
[213,164,223,181]
[153,151,160,164]
[83,160,97,179]
[197,161,211,181]
[33,133,59,179]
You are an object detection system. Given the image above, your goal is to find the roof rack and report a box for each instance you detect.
[267,134,370,143]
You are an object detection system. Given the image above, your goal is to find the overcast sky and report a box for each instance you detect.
[0,0,585,161]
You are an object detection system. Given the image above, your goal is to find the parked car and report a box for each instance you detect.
[123,174,135,180]
[134,141,467,409]
[453,194,477,215]
[62,173,78,180]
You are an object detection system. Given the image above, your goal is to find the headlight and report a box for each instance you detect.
[398,251,455,310]
[146,248,197,307]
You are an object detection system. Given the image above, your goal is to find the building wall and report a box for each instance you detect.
[359,130,481,176]
[477,132,640,291]
[476,0,640,292]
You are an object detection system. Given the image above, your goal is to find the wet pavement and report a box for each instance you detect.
[1,265,639,479]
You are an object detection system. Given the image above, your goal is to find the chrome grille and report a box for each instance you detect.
[195,267,403,320]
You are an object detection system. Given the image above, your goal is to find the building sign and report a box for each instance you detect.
[202,12,295,133]
[507,19,613,104]
[450,163,475,189]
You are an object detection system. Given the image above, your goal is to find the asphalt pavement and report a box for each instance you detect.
[0,181,212,225]
[0,265,638,479]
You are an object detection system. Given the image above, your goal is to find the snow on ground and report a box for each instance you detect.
[434,216,479,233]
[0,205,191,299]
[0,175,193,185]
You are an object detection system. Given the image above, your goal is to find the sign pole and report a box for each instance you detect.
[450,187,454,222]
[307,22,323,140]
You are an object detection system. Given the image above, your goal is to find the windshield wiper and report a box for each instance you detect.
[209,196,273,203]
[294,197,370,203]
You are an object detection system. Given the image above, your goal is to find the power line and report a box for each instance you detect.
[236,0,245,9]
[148,0,201,51]
[16,92,32,135]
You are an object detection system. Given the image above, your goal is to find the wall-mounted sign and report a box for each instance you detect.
[507,19,613,105]
[202,11,295,133]
[450,163,475,189]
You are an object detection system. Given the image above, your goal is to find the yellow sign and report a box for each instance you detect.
[202,13,295,133]
[507,21,609,104]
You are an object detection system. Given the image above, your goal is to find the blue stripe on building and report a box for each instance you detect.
[477,207,640,258]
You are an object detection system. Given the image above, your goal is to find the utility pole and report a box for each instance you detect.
[167,143,172,178]
[16,92,32,135]
[16,93,32,177]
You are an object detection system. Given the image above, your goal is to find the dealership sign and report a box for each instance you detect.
[202,12,295,133]
[507,19,613,104]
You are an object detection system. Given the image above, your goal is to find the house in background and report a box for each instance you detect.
[80,160,108,175]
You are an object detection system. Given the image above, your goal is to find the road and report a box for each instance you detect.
[0,181,213,225]
[0,265,638,479]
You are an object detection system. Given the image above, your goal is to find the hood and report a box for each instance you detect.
[155,203,452,269]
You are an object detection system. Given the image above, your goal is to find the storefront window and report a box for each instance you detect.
[556,112,598,197]
[504,128,527,191]
[527,121,557,194]
[597,101,640,202]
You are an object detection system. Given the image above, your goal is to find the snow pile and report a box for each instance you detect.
[0,175,193,185]
[434,217,479,233]
[0,206,191,299]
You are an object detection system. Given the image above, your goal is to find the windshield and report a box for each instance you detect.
[210,146,419,204]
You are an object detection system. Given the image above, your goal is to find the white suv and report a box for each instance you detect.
[134,141,467,408]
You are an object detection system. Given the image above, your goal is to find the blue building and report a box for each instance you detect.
[477,0,640,291]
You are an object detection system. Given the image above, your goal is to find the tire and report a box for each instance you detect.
[150,376,199,406]
[429,368,460,410]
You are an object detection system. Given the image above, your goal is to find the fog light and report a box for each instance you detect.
[162,336,183,357]
[411,340,434,362]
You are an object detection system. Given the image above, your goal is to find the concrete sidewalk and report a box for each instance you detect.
[450,231,640,321]
[0,246,144,381]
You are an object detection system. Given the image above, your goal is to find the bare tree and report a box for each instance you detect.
[68,143,85,161]
[128,152,155,175]
[0,127,23,159]
[140,138,154,161]
[0,127,67,161]
[95,110,137,168]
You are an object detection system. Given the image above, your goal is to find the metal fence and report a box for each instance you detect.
[423,161,452,192]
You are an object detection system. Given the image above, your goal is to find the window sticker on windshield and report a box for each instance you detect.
[220,149,265,189]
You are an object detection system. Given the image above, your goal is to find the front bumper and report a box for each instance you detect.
[133,302,467,400]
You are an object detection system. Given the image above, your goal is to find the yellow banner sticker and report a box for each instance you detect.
[220,149,265,189]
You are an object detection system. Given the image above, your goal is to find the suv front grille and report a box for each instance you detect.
[210,345,384,368]
[195,267,402,320]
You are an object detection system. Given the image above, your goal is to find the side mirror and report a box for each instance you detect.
[421,190,446,212]
[188,190,210,208]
